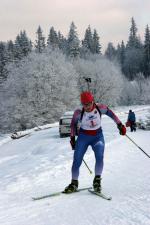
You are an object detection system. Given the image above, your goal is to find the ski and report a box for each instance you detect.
[88,189,112,201]
[32,187,92,201]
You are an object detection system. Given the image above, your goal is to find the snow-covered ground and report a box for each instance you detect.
[0,106,150,225]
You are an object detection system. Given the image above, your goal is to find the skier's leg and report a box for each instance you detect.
[130,122,133,132]
[91,133,105,192]
[64,134,89,193]
[92,134,105,176]
[133,122,136,131]
[71,134,89,180]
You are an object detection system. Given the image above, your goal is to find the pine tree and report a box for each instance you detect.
[124,17,144,80]
[35,26,45,53]
[57,32,66,52]
[14,34,23,60]
[116,41,126,73]
[144,25,150,77]
[92,29,101,54]
[19,30,32,56]
[13,31,32,61]
[7,40,15,62]
[67,22,80,58]
[105,42,116,61]
[124,48,145,80]
[0,42,8,82]
[82,25,93,53]
[120,41,126,65]
[47,27,59,49]
[58,31,67,53]
[127,17,142,49]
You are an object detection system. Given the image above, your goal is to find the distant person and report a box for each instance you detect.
[127,110,136,132]
[63,91,126,193]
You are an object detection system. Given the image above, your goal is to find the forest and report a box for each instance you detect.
[0,17,150,132]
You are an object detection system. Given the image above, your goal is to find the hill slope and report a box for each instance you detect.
[0,106,150,225]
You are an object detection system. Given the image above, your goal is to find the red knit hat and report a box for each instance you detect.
[80,91,94,104]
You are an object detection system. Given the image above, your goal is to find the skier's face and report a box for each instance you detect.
[83,101,94,112]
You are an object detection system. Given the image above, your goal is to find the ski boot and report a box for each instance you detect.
[93,175,102,193]
[63,180,78,193]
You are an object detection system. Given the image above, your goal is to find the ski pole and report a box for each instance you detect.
[83,159,92,174]
[125,134,150,159]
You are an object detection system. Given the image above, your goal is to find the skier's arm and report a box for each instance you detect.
[70,109,81,137]
[70,109,81,150]
[97,104,121,124]
[97,104,126,135]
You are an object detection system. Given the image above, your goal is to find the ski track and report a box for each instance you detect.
[0,106,150,225]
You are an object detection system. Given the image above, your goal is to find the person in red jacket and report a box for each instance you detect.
[64,91,126,193]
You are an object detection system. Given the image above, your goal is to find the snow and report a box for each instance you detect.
[0,106,150,225]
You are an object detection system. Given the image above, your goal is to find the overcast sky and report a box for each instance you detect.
[0,0,150,51]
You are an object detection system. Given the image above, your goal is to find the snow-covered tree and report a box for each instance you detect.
[7,40,15,63]
[127,17,142,49]
[0,42,8,82]
[19,30,32,56]
[12,31,32,61]
[81,25,93,54]
[74,55,124,106]
[119,73,150,105]
[123,47,144,80]
[14,35,23,60]
[122,18,144,79]
[134,73,150,104]
[35,26,45,53]
[47,27,59,49]
[119,78,138,105]
[67,22,80,58]
[80,26,101,57]
[144,25,150,77]
[92,29,101,54]
[119,41,126,73]
[57,31,67,53]
[105,42,116,61]
[0,49,79,132]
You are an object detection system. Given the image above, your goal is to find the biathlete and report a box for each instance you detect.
[64,91,126,193]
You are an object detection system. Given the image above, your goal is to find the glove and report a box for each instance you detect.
[70,136,76,150]
[117,123,126,135]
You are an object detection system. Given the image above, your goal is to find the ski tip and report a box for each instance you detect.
[32,197,37,201]
[106,196,112,201]
[88,189,112,201]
